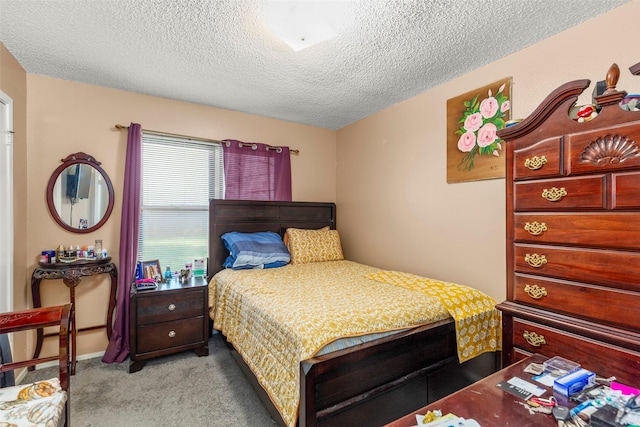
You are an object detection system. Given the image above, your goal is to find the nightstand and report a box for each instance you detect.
[129,276,209,373]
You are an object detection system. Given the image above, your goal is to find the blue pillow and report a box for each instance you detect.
[221,231,290,270]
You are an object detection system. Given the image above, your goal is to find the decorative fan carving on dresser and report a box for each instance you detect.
[580,134,640,166]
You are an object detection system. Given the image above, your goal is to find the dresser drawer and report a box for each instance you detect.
[566,123,640,175]
[513,137,562,180]
[612,171,640,209]
[513,175,606,211]
[513,213,640,249]
[514,244,640,291]
[511,318,640,384]
[135,316,205,354]
[513,273,640,331]
[136,288,205,325]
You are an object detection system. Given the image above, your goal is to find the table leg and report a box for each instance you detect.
[29,277,43,371]
[129,360,146,373]
[106,266,118,340]
[69,285,77,375]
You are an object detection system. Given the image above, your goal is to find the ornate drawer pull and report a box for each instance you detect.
[168,330,176,338]
[524,253,547,268]
[168,303,176,311]
[524,155,547,170]
[524,221,547,236]
[523,330,546,347]
[524,284,547,299]
[541,187,567,202]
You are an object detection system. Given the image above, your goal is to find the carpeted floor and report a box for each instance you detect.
[21,332,277,427]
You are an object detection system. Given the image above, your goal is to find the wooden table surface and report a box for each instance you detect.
[385,354,576,427]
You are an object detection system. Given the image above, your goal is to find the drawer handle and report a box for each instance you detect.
[524,253,547,268]
[523,330,546,347]
[524,221,547,236]
[541,187,567,202]
[524,284,547,299]
[524,155,547,170]
[168,330,176,338]
[168,303,176,311]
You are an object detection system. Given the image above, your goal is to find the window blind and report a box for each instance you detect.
[138,133,224,276]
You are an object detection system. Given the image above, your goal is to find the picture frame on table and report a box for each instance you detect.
[142,259,162,280]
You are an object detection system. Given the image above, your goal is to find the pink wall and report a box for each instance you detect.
[25,77,336,356]
[336,1,640,302]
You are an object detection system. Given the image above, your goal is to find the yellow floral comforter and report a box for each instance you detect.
[209,260,500,427]
[365,270,502,362]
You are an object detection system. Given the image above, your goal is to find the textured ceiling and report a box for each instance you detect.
[0,0,629,130]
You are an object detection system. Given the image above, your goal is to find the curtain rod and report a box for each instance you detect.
[114,124,299,154]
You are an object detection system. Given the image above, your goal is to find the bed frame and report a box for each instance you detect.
[208,199,499,427]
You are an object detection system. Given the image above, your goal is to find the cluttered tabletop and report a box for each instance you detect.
[385,353,640,427]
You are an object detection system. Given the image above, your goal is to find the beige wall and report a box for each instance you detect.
[24,76,336,357]
[336,0,640,302]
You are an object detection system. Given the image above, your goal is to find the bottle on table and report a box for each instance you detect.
[95,240,103,259]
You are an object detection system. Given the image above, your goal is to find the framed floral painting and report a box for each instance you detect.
[446,77,512,183]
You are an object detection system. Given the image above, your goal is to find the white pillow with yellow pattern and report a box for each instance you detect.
[0,377,66,427]
[284,226,344,264]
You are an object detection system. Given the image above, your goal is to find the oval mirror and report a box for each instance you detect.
[46,152,115,234]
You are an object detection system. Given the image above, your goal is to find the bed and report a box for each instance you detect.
[208,199,501,427]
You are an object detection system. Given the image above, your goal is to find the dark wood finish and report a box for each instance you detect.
[31,257,117,374]
[513,244,640,291]
[513,212,640,249]
[299,323,497,427]
[513,274,638,330]
[128,276,209,373]
[497,62,640,386]
[45,152,115,234]
[209,199,499,427]
[208,199,338,278]
[566,124,640,175]
[0,304,73,427]
[386,354,569,427]
[514,175,607,210]
[513,137,563,179]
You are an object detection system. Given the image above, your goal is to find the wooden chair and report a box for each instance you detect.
[0,304,73,427]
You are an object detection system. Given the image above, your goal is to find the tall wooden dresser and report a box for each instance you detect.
[496,62,640,386]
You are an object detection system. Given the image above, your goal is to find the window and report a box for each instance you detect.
[138,134,224,276]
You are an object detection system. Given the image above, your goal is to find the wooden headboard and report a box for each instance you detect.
[208,200,336,279]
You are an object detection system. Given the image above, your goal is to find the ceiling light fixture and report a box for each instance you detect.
[263,1,342,51]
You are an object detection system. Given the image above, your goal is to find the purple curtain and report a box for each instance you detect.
[103,123,141,363]
[222,139,292,201]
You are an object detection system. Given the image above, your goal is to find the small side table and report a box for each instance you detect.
[129,276,209,373]
[31,257,118,374]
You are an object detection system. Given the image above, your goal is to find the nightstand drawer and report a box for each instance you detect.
[137,288,205,325]
[136,316,205,354]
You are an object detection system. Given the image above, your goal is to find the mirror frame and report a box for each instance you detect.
[46,152,115,234]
